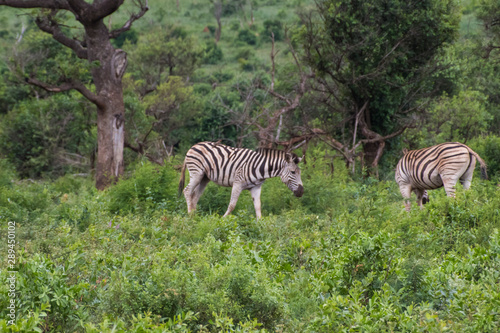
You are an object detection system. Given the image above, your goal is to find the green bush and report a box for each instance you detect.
[0,158,16,187]
[237,29,257,45]
[203,40,224,64]
[469,135,500,181]
[107,161,180,214]
[0,253,90,332]
[0,94,94,179]
[0,182,53,222]
[234,47,255,61]
[262,19,284,41]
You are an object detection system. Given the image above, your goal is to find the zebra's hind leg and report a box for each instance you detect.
[191,176,210,211]
[441,175,460,198]
[413,189,428,209]
[459,166,475,191]
[223,184,244,217]
[398,183,412,212]
[183,172,205,214]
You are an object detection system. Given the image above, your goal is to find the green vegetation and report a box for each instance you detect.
[0,0,500,331]
[1,152,500,331]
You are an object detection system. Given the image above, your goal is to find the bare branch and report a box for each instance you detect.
[27,75,105,108]
[213,0,222,43]
[270,32,277,91]
[124,140,164,166]
[352,101,369,146]
[483,44,500,59]
[359,126,408,145]
[35,13,88,59]
[15,23,26,44]
[0,0,70,10]
[109,0,149,39]
[285,33,302,73]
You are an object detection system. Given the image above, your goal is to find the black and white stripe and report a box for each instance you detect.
[395,142,487,211]
[179,142,304,218]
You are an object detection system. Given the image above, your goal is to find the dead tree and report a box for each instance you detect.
[223,33,314,150]
[213,1,222,43]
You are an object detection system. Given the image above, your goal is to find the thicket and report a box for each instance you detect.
[1,148,500,332]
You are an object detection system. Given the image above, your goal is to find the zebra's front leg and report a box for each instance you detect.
[250,184,262,219]
[223,184,244,217]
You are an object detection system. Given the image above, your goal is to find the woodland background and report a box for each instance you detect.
[1,0,500,332]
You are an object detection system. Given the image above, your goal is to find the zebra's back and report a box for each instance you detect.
[185,142,259,187]
[396,142,478,190]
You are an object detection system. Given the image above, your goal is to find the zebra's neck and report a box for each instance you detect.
[253,149,287,180]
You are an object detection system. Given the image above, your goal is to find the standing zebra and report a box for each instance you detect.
[178,141,304,218]
[395,142,487,211]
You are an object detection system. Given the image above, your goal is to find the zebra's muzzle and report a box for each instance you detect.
[294,185,304,197]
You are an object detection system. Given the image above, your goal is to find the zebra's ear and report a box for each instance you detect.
[296,155,304,164]
[286,152,302,164]
[403,148,409,155]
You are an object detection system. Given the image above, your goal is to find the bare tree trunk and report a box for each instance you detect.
[96,108,124,188]
[357,104,405,178]
[87,21,127,189]
[214,1,222,43]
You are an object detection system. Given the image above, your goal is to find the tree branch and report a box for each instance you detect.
[68,0,123,23]
[27,75,105,108]
[359,126,408,145]
[483,44,500,59]
[0,0,70,10]
[35,13,88,59]
[109,0,149,39]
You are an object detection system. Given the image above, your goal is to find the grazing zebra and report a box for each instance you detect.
[178,141,304,218]
[395,142,487,211]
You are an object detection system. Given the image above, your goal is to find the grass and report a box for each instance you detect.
[1,153,499,331]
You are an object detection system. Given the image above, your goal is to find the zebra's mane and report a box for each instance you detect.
[256,148,300,164]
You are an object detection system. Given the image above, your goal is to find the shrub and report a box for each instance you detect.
[262,19,284,41]
[0,94,94,179]
[0,158,16,187]
[237,29,257,45]
[469,135,500,181]
[0,253,90,331]
[203,41,224,64]
[107,161,179,214]
[0,181,53,222]
[234,47,255,61]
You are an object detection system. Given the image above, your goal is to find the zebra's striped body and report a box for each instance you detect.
[179,142,304,218]
[395,142,487,211]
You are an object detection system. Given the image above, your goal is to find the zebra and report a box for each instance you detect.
[178,141,304,219]
[395,142,487,211]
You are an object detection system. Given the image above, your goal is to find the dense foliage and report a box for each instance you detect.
[1,152,499,331]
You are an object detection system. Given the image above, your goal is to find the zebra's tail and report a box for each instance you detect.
[178,160,187,197]
[468,147,488,180]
